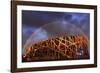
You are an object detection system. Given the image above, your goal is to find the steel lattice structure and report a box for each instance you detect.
[22,35,89,62]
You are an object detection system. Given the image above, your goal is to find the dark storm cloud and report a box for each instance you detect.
[22,10,65,28]
[63,13,90,37]
[22,10,90,47]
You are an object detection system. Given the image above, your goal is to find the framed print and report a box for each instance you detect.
[11,1,97,73]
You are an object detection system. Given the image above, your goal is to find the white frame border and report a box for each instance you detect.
[17,5,94,68]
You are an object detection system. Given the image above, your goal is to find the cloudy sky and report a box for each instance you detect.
[22,10,90,47]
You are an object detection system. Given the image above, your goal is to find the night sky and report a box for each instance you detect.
[22,10,90,48]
